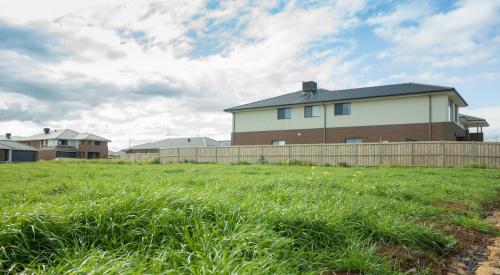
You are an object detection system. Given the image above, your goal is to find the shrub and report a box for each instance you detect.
[337,162,350,167]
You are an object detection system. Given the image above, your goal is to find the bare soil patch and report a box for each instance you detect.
[474,210,499,275]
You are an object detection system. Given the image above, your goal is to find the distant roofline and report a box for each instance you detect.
[127,136,220,150]
[224,82,468,112]
[20,129,111,142]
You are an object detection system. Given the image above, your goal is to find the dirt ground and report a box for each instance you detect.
[475,210,499,274]
[448,209,500,275]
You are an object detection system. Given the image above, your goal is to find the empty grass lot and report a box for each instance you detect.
[0,161,499,274]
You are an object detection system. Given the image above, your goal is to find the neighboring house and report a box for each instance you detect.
[108,150,120,158]
[125,137,222,153]
[0,134,39,162]
[20,128,110,160]
[219,140,232,146]
[224,82,489,145]
[458,114,489,142]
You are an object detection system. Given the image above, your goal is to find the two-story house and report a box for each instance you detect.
[21,128,110,160]
[224,82,488,145]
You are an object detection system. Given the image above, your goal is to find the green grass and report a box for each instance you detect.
[0,162,499,274]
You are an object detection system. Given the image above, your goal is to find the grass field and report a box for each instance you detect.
[0,162,499,274]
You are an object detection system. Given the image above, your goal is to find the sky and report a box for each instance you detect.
[0,0,499,151]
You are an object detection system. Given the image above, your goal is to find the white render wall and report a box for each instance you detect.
[234,94,454,132]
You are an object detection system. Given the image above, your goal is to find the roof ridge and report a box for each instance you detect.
[224,89,303,111]
[225,82,466,112]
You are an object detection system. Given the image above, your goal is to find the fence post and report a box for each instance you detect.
[215,147,218,163]
[442,141,446,167]
[177,148,180,163]
[411,143,415,166]
[378,143,382,165]
[355,145,359,166]
[237,147,240,163]
[195,147,198,162]
[474,142,478,165]
[288,145,291,163]
[320,144,323,165]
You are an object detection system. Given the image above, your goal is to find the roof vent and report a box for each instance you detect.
[6,133,11,139]
[43,128,50,134]
[302,81,317,93]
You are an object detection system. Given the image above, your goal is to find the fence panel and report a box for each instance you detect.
[120,152,158,162]
[155,141,500,168]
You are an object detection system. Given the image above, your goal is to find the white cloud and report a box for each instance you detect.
[0,1,367,150]
[370,0,500,68]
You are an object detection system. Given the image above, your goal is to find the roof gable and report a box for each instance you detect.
[21,129,110,142]
[129,137,220,150]
[224,83,467,112]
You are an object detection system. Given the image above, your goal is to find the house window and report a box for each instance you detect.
[272,140,286,145]
[277,108,291,119]
[448,99,453,122]
[94,141,101,146]
[334,103,351,115]
[304,105,320,118]
[345,138,363,144]
[58,140,68,145]
[454,104,458,122]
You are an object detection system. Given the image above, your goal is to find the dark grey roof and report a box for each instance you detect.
[459,114,489,127]
[128,137,221,150]
[0,140,39,151]
[224,82,467,112]
[459,114,485,121]
[21,129,110,142]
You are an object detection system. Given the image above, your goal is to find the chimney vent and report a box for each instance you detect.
[6,133,11,139]
[44,128,50,134]
[302,81,317,93]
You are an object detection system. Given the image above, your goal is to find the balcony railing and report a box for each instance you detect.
[468,132,484,141]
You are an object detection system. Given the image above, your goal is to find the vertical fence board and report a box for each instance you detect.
[129,141,500,168]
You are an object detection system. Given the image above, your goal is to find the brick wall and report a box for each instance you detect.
[232,122,465,145]
[78,141,108,158]
[38,149,55,160]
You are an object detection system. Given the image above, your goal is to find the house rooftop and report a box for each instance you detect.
[20,129,110,142]
[224,82,468,112]
[0,140,38,151]
[128,137,221,150]
[459,114,489,127]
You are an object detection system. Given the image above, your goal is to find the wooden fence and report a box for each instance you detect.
[158,141,500,167]
[120,152,159,162]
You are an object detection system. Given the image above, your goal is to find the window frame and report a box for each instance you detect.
[277,107,292,120]
[58,139,68,146]
[454,103,458,122]
[304,105,320,118]
[345,137,363,144]
[334,103,351,116]
[448,99,453,122]
[271,140,286,145]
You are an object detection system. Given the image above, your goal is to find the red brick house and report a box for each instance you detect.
[20,128,110,160]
